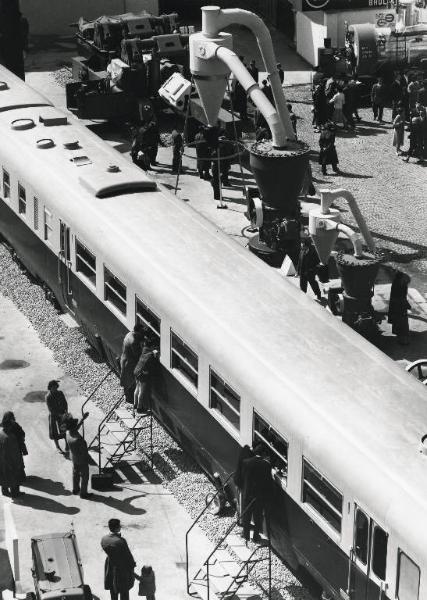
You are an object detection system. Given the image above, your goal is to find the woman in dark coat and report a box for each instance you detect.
[318,123,339,175]
[388,271,411,345]
[133,338,159,414]
[46,380,68,452]
[0,412,26,497]
[234,444,254,523]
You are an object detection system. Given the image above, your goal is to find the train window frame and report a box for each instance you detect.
[253,411,288,487]
[396,550,420,600]
[135,296,161,347]
[170,330,198,391]
[209,368,240,431]
[76,239,96,287]
[103,266,127,316]
[302,459,343,534]
[33,197,39,230]
[43,207,53,243]
[370,523,388,582]
[2,168,10,199]
[354,506,369,566]
[18,183,26,216]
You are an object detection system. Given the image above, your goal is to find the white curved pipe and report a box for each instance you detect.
[214,45,286,148]
[201,6,296,141]
[336,224,363,258]
[319,188,376,252]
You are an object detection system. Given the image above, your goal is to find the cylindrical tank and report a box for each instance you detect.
[249,140,310,217]
[336,251,383,298]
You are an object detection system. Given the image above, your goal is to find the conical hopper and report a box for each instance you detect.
[309,208,341,265]
[193,76,229,126]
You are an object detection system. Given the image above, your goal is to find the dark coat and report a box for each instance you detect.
[120,331,142,390]
[0,427,25,487]
[46,390,68,440]
[298,242,320,277]
[233,445,254,488]
[388,274,411,336]
[137,567,156,596]
[101,533,136,593]
[318,129,338,166]
[241,455,273,508]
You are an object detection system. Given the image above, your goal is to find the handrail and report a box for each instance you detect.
[185,471,235,593]
[87,392,124,451]
[96,393,125,474]
[204,499,271,600]
[220,543,269,599]
[81,369,114,438]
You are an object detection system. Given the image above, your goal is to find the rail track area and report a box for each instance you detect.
[0,259,314,600]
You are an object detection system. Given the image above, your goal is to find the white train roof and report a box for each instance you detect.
[1,66,426,560]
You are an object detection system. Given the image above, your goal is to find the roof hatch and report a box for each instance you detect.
[79,165,156,198]
[39,109,68,126]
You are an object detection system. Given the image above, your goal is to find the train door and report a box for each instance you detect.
[58,221,74,311]
[348,505,389,600]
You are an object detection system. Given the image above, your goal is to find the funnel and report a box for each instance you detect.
[309,207,341,265]
[336,251,383,298]
[190,31,232,126]
[249,140,310,217]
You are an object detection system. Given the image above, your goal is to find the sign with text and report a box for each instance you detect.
[302,0,396,11]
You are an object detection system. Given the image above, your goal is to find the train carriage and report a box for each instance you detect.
[0,64,426,600]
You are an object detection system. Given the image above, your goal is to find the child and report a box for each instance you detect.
[135,565,156,600]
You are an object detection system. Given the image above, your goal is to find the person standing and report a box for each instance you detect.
[134,338,159,414]
[312,80,328,131]
[318,123,340,175]
[233,80,248,120]
[277,62,284,85]
[404,113,423,163]
[219,133,234,186]
[329,86,347,128]
[371,78,386,123]
[194,126,211,180]
[241,444,273,543]
[248,59,259,84]
[388,271,411,345]
[101,518,136,600]
[234,445,254,524]
[298,236,322,300]
[392,109,405,155]
[120,324,145,405]
[390,72,404,120]
[64,413,91,499]
[287,104,298,138]
[0,412,26,498]
[260,79,274,105]
[46,380,68,454]
[171,128,183,174]
[135,565,156,600]
[407,76,421,111]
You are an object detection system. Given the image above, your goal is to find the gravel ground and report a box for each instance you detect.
[0,242,315,600]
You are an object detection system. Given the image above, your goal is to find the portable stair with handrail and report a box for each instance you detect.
[86,394,154,474]
[186,478,272,600]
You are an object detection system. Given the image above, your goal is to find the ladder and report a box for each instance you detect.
[87,396,153,474]
[186,484,272,600]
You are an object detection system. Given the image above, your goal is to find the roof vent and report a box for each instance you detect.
[11,118,35,130]
[37,138,55,149]
[39,111,68,127]
[70,155,92,166]
[107,165,121,173]
[0,81,8,91]
[420,435,427,455]
[63,139,80,150]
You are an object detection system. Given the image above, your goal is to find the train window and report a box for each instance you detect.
[104,267,127,315]
[76,240,96,286]
[2,169,10,199]
[397,551,420,600]
[43,208,53,242]
[170,331,198,389]
[302,460,343,532]
[209,369,240,430]
[33,198,39,230]
[253,411,288,482]
[18,183,26,215]
[135,297,161,345]
[371,525,388,581]
[354,508,369,565]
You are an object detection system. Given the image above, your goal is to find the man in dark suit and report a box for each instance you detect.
[101,519,136,600]
[241,444,273,543]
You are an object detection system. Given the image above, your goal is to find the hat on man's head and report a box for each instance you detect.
[108,518,121,532]
[48,380,59,390]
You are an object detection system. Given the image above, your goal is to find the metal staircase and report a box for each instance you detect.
[186,481,272,600]
[86,392,154,474]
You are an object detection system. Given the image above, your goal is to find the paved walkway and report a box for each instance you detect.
[0,295,215,600]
